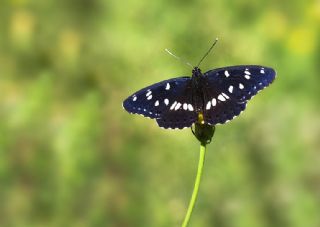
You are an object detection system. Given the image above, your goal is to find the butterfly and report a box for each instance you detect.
[123,42,276,129]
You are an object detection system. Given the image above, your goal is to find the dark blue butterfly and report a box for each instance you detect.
[123,64,276,129]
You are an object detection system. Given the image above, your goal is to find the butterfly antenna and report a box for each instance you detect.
[165,48,193,69]
[197,38,219,67]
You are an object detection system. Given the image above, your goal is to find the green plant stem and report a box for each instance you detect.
[181,143,207,227]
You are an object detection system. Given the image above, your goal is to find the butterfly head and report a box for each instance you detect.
[192,67,202,78]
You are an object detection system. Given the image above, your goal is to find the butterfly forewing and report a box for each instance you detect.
[123,77,198,129]
[202,65,276,125]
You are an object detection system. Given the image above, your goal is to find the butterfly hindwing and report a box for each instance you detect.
[123,77,198,129]
[202,65,276,125]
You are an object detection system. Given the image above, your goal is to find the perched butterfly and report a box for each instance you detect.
[123,40,276,129]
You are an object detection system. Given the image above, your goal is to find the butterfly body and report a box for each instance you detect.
[190,67,206,113]
[123,65,276,129]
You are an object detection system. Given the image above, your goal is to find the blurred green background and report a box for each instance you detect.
[0,0,320,226]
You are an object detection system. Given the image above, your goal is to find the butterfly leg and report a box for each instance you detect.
[191,125,196,136]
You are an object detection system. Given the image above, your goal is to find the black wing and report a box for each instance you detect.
[123,77,198,129]
[202,65,276,125]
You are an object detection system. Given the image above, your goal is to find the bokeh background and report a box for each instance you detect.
[1,0,320,226]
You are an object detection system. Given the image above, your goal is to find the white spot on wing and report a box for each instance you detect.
[175,102,181,110]
[218,94,226,102]
[239,83,244,89]
[154,100,159,106]
[244,75,250,80]
[164,99,169,105]
[206,101,211,110]
[165,83,170,90]
[224,70,230,77]
[147,95,152,100]
[244,70,251,75]
[146,90,152,96]
[133,96,137,101]
[170,101,177,110]
[260,68,265,74]
[183,103,188,110]
[228,85,233,93]
[188,104,194,111]
[222,92,229,99]
[212,98,217,106]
